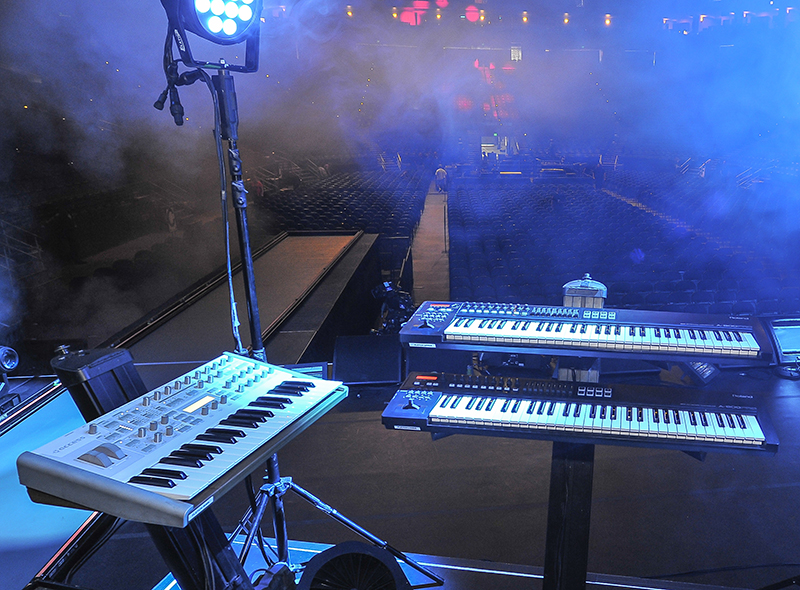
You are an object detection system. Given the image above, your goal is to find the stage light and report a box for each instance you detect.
[522,11,528,23]
[0,346,19,372]
[160,0,263,71]
[604,13,612,26]
[563,13,569,24]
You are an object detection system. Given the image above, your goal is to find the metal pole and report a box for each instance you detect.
[213,69,267,362]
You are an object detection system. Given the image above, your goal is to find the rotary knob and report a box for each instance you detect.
[88,423,98,435]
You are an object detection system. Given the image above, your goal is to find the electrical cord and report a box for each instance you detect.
[156,25,246,356]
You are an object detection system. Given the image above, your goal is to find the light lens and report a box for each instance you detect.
[222,18,237,35]
[207,15,224,32]
[210,0,225,16]
[194,0,260,39]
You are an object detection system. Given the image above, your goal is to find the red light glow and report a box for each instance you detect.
[465,5,479,22]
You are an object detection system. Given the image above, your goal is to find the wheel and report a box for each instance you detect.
[297,541,411,590]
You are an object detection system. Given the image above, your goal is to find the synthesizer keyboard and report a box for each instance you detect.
[382,372,779,454]
[17,353,347,528]
[400,301,774,366]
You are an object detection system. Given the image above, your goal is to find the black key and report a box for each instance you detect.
[466,397,477,410]
[485,398,496,411]
[725,413,736,428]
[526,401,536,414]
[233,410,269,422]
[283,380,314,387]
[654,327,661,338]
[573,404,582,418]
[562,403,572,417]
[220,418,259,429]
[662,409,670,424]
[250,400,286,409]
[688,329,697,340]
[256,396,293,405]
[475,397,486,411]
[636,408,644,422]
[171,449,214,461]
[181,443,223,454]
[580,324,587,334]
[699,412,709,427]
[672,410,681,425]
[439,395,451,408]
[689,411,698,426]
[142,468,188,480]
[197,432,237,444]
[160,456,203,468]
[129,475,176,488]
[610,407,617,420]
[207,427,246,438]
[625,407,632,422]
[501,399,511,412]
[590,405,598,419]
[715,413,725,428]
[511,400,521,413]
[450,396,462,409]
[547,402,556,416]
[652,408,659,423]
[736,414,747,429]
[599,406,607,420]
[537,402,547,415]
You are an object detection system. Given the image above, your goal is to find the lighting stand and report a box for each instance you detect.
[213,68,266,363]
[206,68,443,590]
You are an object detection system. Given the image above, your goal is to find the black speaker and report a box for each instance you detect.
[333,335,402,385]
[51,347,147,421]
[298,541,411,590]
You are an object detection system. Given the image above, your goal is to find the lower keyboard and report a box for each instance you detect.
[382,373,779,454]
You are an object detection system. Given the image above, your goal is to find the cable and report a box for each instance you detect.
[647,562,800,581]
[157,26,246,358]
[196,69,247,356]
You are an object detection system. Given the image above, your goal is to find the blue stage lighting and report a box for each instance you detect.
[161,0,262,71]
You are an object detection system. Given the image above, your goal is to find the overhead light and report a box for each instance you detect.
[161,0,263,71]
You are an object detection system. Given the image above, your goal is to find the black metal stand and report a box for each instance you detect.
[213,69,266,363]
[232,474,444,589]
[147,510,255,590]
[542,441,596,590]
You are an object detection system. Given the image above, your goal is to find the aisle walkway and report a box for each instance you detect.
[412,182,450,303]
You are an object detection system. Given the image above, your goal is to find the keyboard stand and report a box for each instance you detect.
[147,509,255,590]
[543,441,595,590]
[233,468,445,589]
